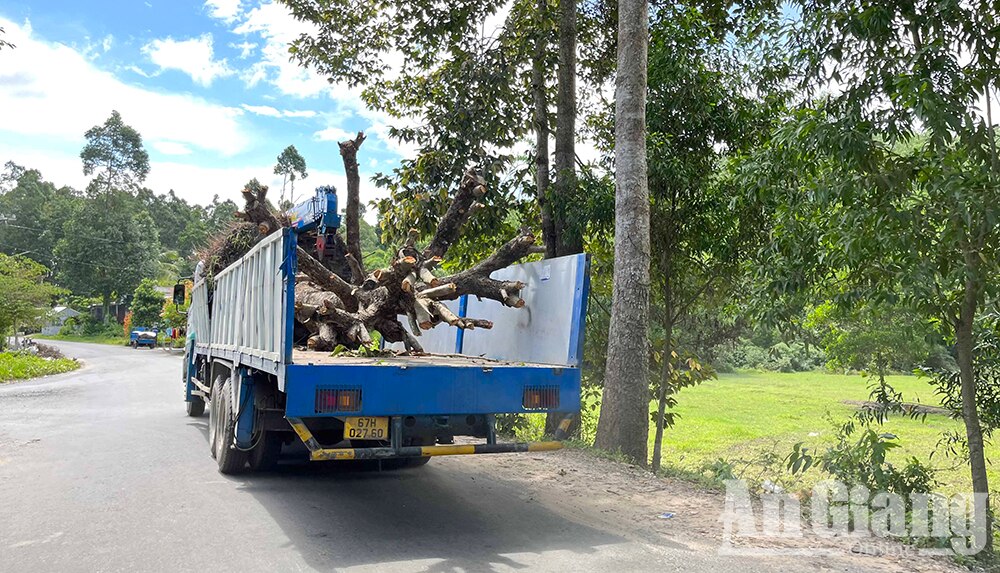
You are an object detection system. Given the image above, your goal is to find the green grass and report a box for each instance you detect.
[0,351,80,382]
[655,371,993,495]
[510,370,992,497]
[34,333,127,346]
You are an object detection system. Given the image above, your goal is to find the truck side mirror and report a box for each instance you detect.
[172,283,186,306]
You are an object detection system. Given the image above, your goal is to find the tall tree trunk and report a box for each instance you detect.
[954,272,991,549]
[594,0,651,464]
[102,290,112,323]
[535,0,557,261]
[339,132,367,277]
[536,0,566,436]
[553,0,581,256]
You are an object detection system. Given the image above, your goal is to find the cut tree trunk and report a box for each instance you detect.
[339,131,367,281]
[209,168,536,354]
[594,0,651,465]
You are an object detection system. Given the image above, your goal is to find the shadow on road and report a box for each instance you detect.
[239,459,621,571]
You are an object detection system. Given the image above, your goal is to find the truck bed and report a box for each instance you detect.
[291,349,559,369]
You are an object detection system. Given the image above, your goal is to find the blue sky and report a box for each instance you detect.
[0,0,411,213]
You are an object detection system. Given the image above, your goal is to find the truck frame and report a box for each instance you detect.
[182,188,589,473]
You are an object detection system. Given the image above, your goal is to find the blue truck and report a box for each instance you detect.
[180,187,589,473]
[129,327,157,349]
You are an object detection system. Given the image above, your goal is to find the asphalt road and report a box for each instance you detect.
[0,341,902,572]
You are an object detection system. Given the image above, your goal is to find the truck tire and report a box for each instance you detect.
[207,374,228,458]
[247,384,281,471]
[183,360,205,417]
[248,432,282,471]
[185,397,205,417]
[213,377,248,474]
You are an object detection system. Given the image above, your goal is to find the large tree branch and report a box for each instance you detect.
[339,131,366,278]
[422,169,487,259]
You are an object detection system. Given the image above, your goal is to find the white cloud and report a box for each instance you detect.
[241,104,317,119]
[101,34,113,52]
[0,18,250,156]
[205,0,243,23]
[233,2,334,98]
[126,65,153,78]
[151,141,193,156]
[143,33,233,87]
[230,40,256,59]
[241,103,282,117]
[313,127,352,142]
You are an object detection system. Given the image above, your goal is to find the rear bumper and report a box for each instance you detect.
[287,416,566,461]
[283,363,581,417]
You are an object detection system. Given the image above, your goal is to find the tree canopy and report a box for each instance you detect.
[80,110,150,193]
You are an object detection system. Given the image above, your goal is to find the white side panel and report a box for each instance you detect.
[385,254,585,366]
[462,254,582,366]
[384,300,460,354]
[208,231,286,361]
[188,280,211,344]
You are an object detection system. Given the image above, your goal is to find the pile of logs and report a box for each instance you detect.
[201,133,537,353]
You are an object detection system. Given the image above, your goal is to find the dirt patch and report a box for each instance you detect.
[33,343,65,360]
[842,400,952,417]
[451,447,965,572]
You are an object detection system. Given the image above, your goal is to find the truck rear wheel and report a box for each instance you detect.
[185,398,205,417]
[213,376,248,474]
[207,375,225,458]
[248,432,282,471]
[247,384,281,471]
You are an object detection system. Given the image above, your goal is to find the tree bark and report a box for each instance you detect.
[955,271,991,549]
[553,0,581,257]
[102,290,112,324]
[594,0,651,464]
[339,132,366,276]
[534,0,557,260]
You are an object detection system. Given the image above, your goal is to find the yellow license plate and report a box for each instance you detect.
[343,417,389,441]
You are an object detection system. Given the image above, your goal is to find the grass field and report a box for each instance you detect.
[653,371,995,495]
[514,371,996,497]
[0,351,80,382]
[34,333,127,346]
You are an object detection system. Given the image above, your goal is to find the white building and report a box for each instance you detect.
[41,306,81,335]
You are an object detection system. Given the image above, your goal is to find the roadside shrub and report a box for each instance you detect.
[60,315,122,338]
[713,338,824,372]
[787,425,936,496]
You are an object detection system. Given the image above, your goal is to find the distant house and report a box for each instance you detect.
[41,306,82,335]
[89,303,128,324]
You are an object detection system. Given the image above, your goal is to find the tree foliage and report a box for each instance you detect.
[0,164,81,268]
[274,144,308,206]
[743,0,1000,537]
[129,278,164,328]
[0,254,62,348]
[54,190,160,321]
[80,111,150,193]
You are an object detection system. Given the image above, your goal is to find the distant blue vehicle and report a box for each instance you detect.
[130,327,157,349]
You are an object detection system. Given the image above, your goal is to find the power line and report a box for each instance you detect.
[0,223,143,245]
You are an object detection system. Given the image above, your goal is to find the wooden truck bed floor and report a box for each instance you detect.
[290,349,559,369]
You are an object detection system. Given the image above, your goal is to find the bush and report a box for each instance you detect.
[713,338,824,372]
[0,351,79,382]
[60,315,122,338]
[788,425,936,496]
